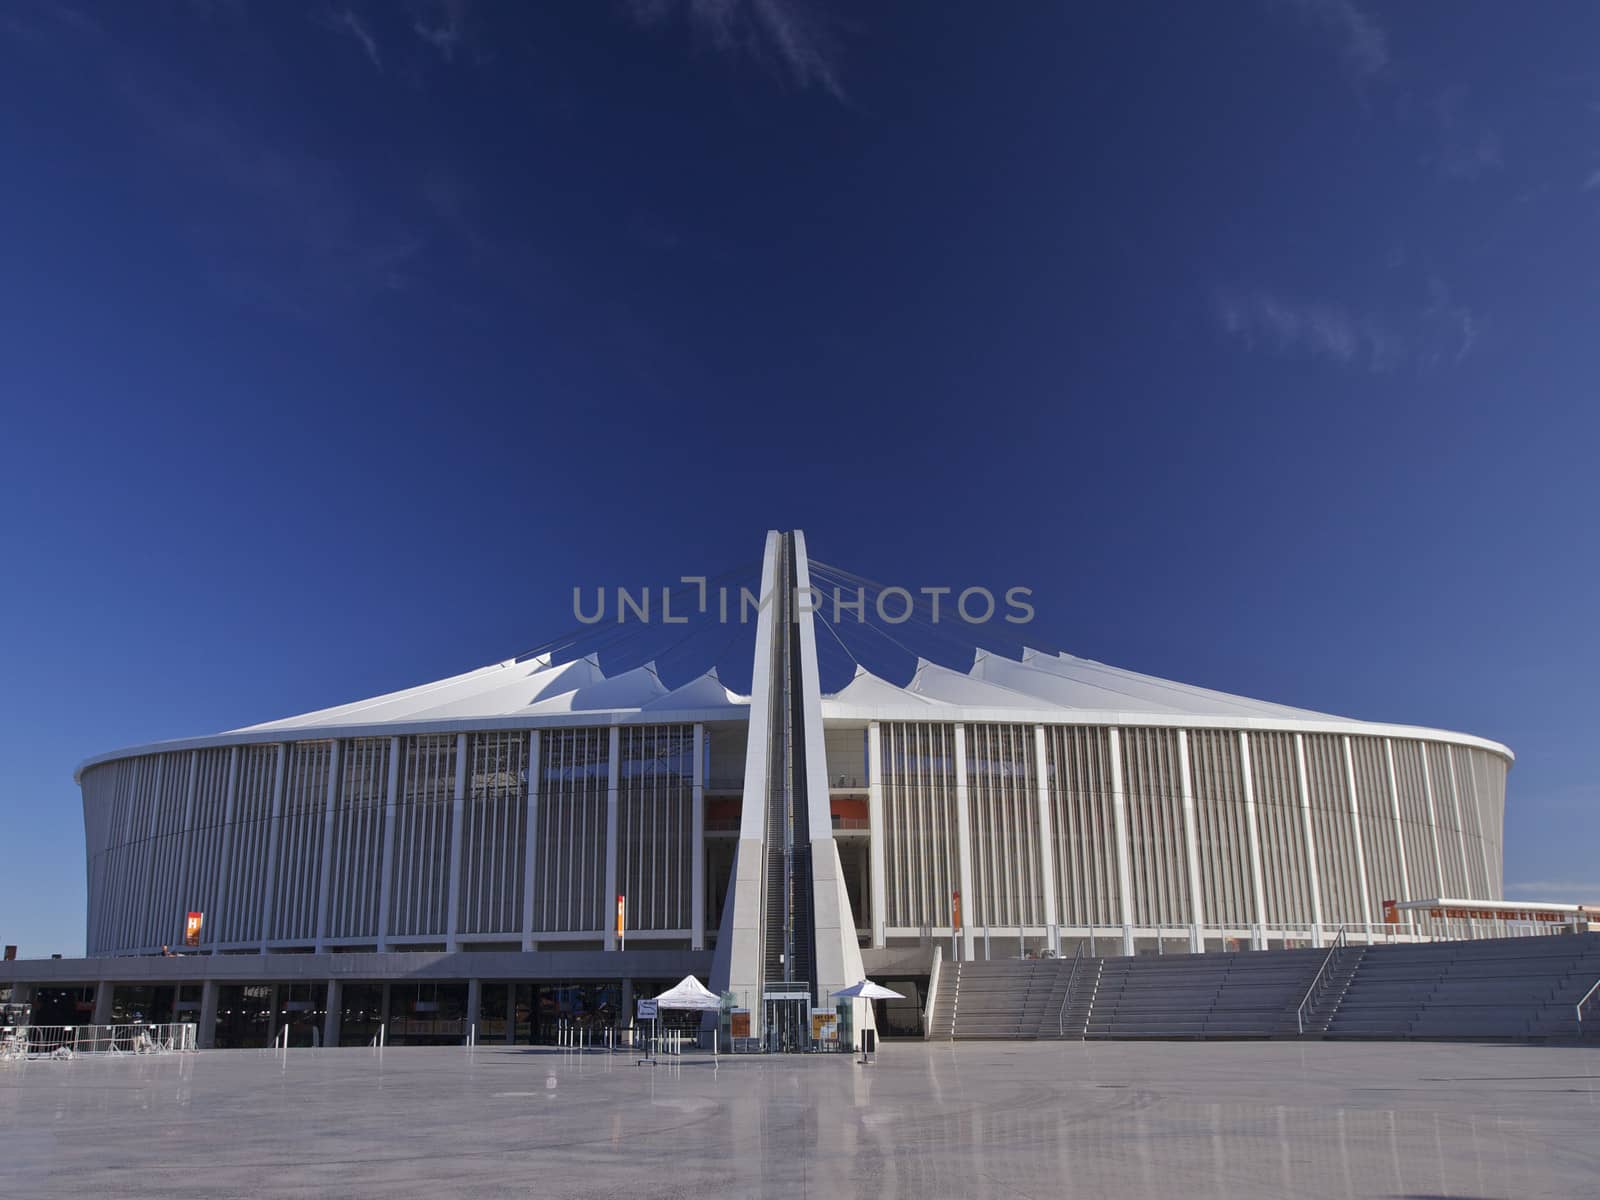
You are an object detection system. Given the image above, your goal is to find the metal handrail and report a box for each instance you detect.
[1576,975,1600,1027]
[1295,926,1348,1036]
[1057,942,1086,1037]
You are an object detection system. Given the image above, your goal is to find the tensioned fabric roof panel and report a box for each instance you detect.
[642,668,744,711]
[903,658,1045,708]
[827,664,936,708]
[520,662,671,714]
[975,648,1352,722]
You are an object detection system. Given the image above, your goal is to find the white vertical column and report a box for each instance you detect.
[952,724,977,961]
[446,733,468,950]
[315,741,342,952]
[1443,750,1475,897]
[1383,739,1413,933]
[1238,731,1268,950]
[138,756,167,952]
[1418,744,1447,897]
[1292,734,1325,946]
[171,751,200,950]
[376,737,401,952]
[1177,730,1204,953]
[1108,727,1135,957]
[868,722,888,949]
[258,743,288,951]
[1032,724,1059,939]
[605,725,621,951]
[211,745,241,952]
[521,730,540,952]
[691,723,705,951]
[1341,736,1372,928]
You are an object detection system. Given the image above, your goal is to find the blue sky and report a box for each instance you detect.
[2,0,1597,955]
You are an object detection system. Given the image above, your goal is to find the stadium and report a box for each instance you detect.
[12,531,1517,1048]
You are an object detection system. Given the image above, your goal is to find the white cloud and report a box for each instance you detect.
[1213,288,1402,371]
[1427,88,1504,180]
[626,0,845,99]
[318,7,382,70]
[1505,881,1600,903]
[1214,281,1479,373]
[413,0,468,63]
[1421,277,1478,365]
[1274,0,1388,84]
[1435,129,1503,180]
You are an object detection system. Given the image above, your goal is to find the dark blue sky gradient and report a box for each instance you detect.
[2,1,1598,954]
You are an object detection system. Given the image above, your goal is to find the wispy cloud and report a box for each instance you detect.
[1420,277,1478,365]
[1426,88,1504,180]
[1213,281,1479,373]
[625,0,845,99]
[413,0,468,63]
[0,0,103,41]
[318,7,382,70]
[120,76,426,314]
[1273,0,1388,85]
[1213,288,1403,371]
[1583,168,1600,192]
[1505,881,1600,903]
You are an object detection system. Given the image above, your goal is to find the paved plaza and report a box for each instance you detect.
[3,1040,1597,1198]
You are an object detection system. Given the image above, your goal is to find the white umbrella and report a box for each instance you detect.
[832,979,905,1001]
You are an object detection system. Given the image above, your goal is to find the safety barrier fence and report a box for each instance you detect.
[2,1023,197,1060]
[973,918,1580,961]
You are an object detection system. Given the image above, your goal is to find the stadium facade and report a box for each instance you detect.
[5,531,1511,1047]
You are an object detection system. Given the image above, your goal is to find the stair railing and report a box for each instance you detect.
[1056,942,1085,1037]
[1577,975,1600,1029]
[1295,925,1348,1036]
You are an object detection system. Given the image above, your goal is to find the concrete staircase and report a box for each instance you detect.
[1288,944,1367,1036]
[1323,934,1600,1041]
[923,934,1600,1043]
[930,959,1063,1039]
[1081,949,1324,1040]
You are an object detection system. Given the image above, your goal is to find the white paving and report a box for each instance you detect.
[2,1040,1597,1198]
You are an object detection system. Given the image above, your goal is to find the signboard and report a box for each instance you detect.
[952,890,962,931]
[1427,906,1566,923]
[729,1009,750,1039]
[810,1009,837,1042]
[637,998,658,1020]
[616,894,626,950]
[1382,899,1399,924]
[184,912,204,947]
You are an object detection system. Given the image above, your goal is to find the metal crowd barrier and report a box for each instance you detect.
[1,1023,198,1060]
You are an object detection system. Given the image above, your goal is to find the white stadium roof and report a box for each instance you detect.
[75,639,1512,778]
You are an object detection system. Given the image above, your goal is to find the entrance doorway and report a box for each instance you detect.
[763,996,809,1052]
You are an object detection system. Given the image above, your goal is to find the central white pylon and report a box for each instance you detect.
[710,530,871,1045]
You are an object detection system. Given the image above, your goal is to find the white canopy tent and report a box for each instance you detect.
[644,975,722,1059]
[652,975,722,1012]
